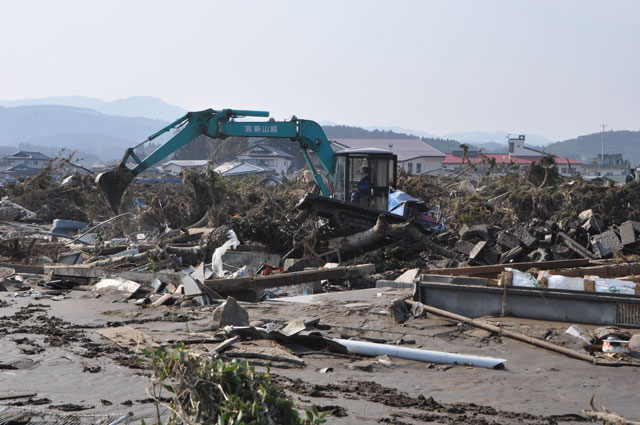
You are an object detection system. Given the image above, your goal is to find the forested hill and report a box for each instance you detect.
[546,130,640,166]
[323,125,466,153]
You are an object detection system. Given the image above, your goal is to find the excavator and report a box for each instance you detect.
[96,108,445,232]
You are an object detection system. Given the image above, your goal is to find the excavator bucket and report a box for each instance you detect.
[95,167,135,213]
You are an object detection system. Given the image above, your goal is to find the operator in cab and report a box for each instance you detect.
[357,165,371,206]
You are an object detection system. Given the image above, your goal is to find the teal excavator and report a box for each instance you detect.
[96,108,445,232]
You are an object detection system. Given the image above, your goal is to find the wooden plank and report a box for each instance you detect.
[204,264,375,295]
[583,279,595,292]
[0,392,37,401]
[45,264,180,284]
[546,262,640,279]
[0,262,44,274]
[422,258,591,278]
[499,271,513,286]
[558,232,598,260]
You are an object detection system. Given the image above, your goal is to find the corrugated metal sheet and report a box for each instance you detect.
[615,303,640,326]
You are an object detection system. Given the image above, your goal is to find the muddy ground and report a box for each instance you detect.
[1,286,639,424]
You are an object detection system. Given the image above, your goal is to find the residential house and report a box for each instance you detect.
[236,144,293,176]
[4,151,52,169]
[0,151,53,179]
[213,161,275,181]
[331,138,445,175]
[160,160,209,175]
[442,136,583,177]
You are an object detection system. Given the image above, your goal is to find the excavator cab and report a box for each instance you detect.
[332,148,397,211]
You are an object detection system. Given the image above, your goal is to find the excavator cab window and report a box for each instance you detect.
[332,148,397,211]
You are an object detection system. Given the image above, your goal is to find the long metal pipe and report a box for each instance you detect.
[332,338,506,369]
[417,303,595,364]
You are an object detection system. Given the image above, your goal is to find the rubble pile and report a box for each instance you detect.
[2,162,640,424]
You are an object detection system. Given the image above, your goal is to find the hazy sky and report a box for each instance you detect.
[1,0,638,140]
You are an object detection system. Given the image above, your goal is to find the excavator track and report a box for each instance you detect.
[296,192,407,233]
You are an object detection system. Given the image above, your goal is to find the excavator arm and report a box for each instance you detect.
[96,108,335,212]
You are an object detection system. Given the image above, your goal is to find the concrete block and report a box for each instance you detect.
[223,250,281,271]
[582,216,605,234]
[212,296,249,328]
[578,209,593,222]
[462,224,490,241]
[182,275,209,306]
[469,241,487,260]
[590,230,623,258]
[376,280,396,288]
[543,220,558,232]
[512,227,537,247]
[620,221,637,246]
[550,244,573,260]
[453,240,475,256]
[497,231,520,249]
[458,224,470,238]
[482,245,501,265]
[395,268,420,284]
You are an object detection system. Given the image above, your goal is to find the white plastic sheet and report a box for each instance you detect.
[211,230,240,278]
[504,268,539,287]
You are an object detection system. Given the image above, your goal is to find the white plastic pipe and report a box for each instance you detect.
[333,338,506,369]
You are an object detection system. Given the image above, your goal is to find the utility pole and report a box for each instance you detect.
[600,122,607,165]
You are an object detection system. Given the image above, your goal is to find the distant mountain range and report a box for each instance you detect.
[1,96,638,167]
[0,104,170,163]
[0,96,186,121]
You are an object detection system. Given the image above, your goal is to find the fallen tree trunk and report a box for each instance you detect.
[325,216,460,261]
[87,247,161,268]
[327,216,391,259]
[204,264,375,295]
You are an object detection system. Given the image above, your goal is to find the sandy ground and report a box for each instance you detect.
[1,285,639,424]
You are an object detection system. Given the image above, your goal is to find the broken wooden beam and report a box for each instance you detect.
[422,258,592,278]
[415,303,595,364]
[545,262,640,279]
[45,264,180,285]
[203,264,375,295]
[557,232,598,260]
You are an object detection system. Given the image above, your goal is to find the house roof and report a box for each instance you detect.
[442,153,583,165]
[5,151,52,161]
[239,144,294,159]
[161,160,208,168]
[213,161,270,176]
[3,164,41,172]
[331,138,445,161]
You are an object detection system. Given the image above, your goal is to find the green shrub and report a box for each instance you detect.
[140,344,326,425]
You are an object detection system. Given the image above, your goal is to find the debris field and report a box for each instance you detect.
[1,161,640,424]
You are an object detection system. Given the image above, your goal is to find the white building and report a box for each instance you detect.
[160,160,208,175]
[236,144,293,176]
[331,138,445,175]
[4,151,52,169]
[213,161,274,180]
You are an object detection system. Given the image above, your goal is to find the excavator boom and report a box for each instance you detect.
[96,109,335,212]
